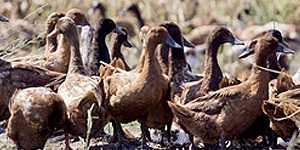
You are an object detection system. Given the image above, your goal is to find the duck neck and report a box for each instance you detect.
[46,35,58,53]
[267,53,281,80]
[168,46,188,79]
[55,35,71,59]
[136,43,147,72]
[130,9,144,27]
[111,37,124,60]
[67,32,85,75]
[141,40,162,77]
[202,42,223,89]
[247,55,270,96]
[93,32,111,65]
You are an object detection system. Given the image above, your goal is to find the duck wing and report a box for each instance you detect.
[184,85,243,115]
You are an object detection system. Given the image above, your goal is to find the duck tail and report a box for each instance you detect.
[167,101,193,118]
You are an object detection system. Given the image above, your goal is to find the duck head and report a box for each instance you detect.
[112,26,132,48]
[122,3,144,27]
[89,1,107,18]
[208,27,244,48]
[239,33,295,60]
[47,17,78,39]
[0,15,9,22]
[66,8,90,26]
[46,12,65,33]
[160,22,195,48]
[146,27,182,49]
[95,18,124,36]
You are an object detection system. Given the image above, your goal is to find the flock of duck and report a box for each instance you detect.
[0,5,300,150]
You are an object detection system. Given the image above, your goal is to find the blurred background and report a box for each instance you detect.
[1,0,300,75]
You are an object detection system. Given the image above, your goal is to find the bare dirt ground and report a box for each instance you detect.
[0,121,288,150]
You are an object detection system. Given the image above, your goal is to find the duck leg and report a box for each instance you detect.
[64,132,73,150]
[140,121,151,149]
[188,134,200,150]
[166,121,172,142]
[218,133,226,150]
[160,122,172,146]
[111,119,128,143]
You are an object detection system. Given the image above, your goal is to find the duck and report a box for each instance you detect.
[168,34,293,147]
[110,27,133,71]
[8,9,90,73]
[116,3,145,37]
[86,18,124,76]
[179,27,244,103]
[153,22,201,102]
[7,12,65,65]
[0,59,66,121]
[87,1,107,25]
[262,74,300,140]
[104,26,181,143]
[156,22,195,76]
[43,9,91,73]
[65,8,95,76]
[6,87,70,150]
[262,97,298,140]
[49,17,110,139]
[44,12,66,56]
[99,27,132,79]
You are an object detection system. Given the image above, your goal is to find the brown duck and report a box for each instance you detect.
[7,87,70,150]
[44,12,65,56]
[180,27,244,103]
[44,9,90,73]
[104,26,181,142]
[168,34,292,146]
[154,22,202,103]
[50,17,109,138]
[156,22,195,76]
[262,73,300,139]
[0,59,65,121]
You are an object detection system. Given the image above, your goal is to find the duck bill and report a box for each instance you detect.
[183,37,195,48]
[238,47,254,59]
[233,37,244,45]
[166,34,182,49]
[0,15,9,22]
[123,40,133,48]
[113,26,126,35]
[276,42,295,54]
[48,28,60,38]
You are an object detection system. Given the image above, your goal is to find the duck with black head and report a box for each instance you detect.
[116,3,145,37]
[110,27,133,71]
[179,27,244,103]
[168,33,293,149]
[48,17,110,141]
[156,22,195,76]
[87,18,124,76]
[104,26,181,147]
